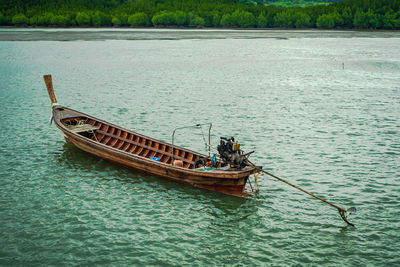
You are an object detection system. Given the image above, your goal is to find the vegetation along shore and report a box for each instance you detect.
[1,0,399,30]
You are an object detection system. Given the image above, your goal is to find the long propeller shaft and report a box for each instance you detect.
[249,161,355,226]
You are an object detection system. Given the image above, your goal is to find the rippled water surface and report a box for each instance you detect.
[0,28,399,266]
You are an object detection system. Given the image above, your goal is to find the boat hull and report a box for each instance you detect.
[53,106,258,196]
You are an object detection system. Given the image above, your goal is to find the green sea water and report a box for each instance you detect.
[0,28,399,266]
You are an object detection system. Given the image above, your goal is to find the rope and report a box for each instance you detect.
[199,125,210,152]
[49,103,61,126]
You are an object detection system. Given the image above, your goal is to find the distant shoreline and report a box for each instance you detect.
[3,25,398,42]
[0,25,386,31]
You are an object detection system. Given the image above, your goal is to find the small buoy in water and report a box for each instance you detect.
[173,160,183,167]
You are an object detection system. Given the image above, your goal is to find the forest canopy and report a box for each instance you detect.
[0,0,399,29]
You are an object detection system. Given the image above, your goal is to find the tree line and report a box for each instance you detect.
[0,0,399,29]
[252,0,343,8]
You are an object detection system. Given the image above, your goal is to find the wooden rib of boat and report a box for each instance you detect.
[44,75,259,196]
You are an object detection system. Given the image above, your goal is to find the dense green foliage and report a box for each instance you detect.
[128,13,150,26]
[0,0,399,29]
[254,0,344,8]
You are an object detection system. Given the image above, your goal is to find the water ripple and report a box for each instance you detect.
[1,29,400,266]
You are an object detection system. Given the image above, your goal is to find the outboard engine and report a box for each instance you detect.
[217,137,250,168]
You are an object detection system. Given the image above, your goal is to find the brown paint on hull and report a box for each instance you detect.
[52,105,258,196]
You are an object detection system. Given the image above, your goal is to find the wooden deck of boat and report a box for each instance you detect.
[61,116,224,170]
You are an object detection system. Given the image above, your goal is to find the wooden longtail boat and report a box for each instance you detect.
[44,75,260,196]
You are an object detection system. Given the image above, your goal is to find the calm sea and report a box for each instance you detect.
[0,28,399,266]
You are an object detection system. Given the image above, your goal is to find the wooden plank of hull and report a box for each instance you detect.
[52,106,257,196]
[95,129,197,166]
[63,130,249,182]
[65,133,248,191]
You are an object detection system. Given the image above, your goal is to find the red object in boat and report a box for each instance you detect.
[173,160,184,167]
